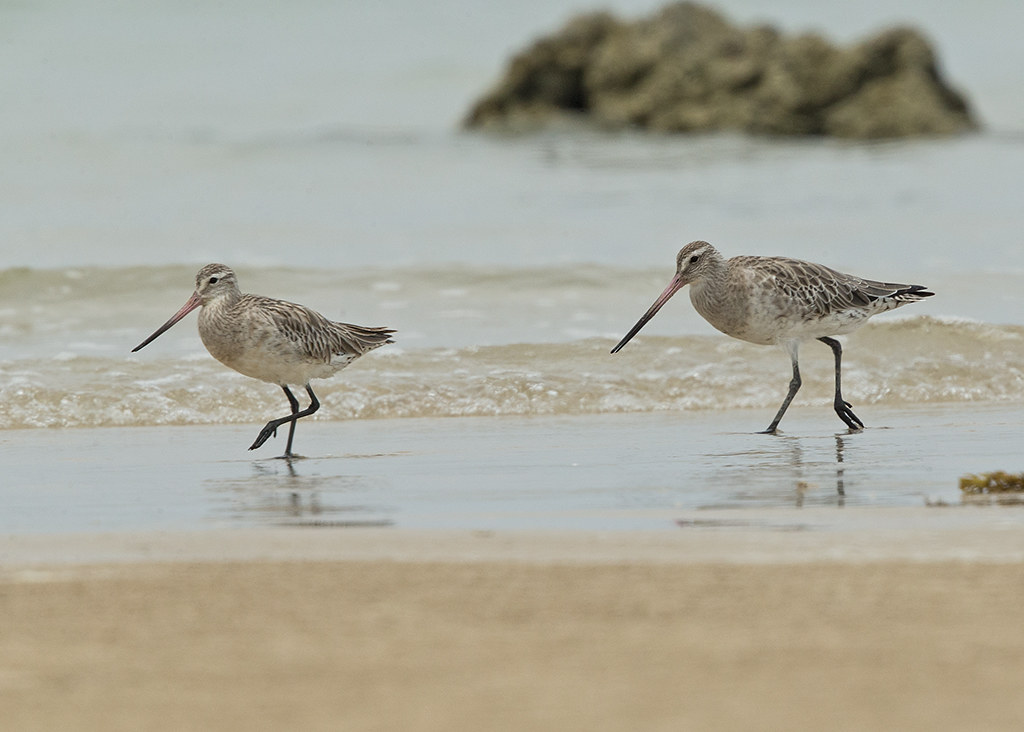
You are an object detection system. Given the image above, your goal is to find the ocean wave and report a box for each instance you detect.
[1,317,1022,429]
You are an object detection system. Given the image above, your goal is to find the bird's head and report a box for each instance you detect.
[194,263,238,304]
[674,240,719,286]
[132,264,238,353]
[610,240,719,354]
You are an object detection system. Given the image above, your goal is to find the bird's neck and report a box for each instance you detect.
[689,258,728,304]
[197,291,245,363]
[198,289,242,329]
[688,259,736,332]
[206,287,242,311]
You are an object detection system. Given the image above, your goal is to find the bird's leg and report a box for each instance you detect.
[249,385,321,456]
[281,386,301,457]
[762,345,801,434]
[818,337,864,430]
[248,385,298,454]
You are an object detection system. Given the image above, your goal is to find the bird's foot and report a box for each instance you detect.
[274,452,306,461]
[249,422,279,451]
[834,399,865,431]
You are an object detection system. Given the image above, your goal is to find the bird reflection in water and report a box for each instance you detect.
[210,460,393,527]
[793,433,847,508]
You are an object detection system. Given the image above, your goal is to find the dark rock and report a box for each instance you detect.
[462,12,621,131]
[463,2,977,138]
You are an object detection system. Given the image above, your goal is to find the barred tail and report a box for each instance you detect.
[336,323,396,355]
[858,279,934,304]
[892,284,934,302]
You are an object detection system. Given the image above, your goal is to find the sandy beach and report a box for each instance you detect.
[3,404,1024,728]
[2,533,1024,731]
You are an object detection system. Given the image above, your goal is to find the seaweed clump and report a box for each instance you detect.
[958,472,1024,507]
[959,472,1024,495]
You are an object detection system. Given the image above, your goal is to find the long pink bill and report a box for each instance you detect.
[610,273,685,354]
[131,291,202,352]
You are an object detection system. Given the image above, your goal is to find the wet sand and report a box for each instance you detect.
[3,403,1023,533]
[3,403,1024,729]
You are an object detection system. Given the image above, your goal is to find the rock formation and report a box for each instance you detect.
[464,2,976,138]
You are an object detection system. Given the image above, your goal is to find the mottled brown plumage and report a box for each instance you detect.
[133,264,394,457]
[612,241,933,432]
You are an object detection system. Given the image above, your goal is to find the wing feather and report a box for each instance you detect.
[736,257,933,317]
[242,295,395,364]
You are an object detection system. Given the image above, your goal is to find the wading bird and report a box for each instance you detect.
[132,264,394,457]
[611,241,933,432]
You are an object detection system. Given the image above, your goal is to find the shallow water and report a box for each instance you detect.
[2,262,1023,430]
[2,2,1023,536]
[1,404,1020,534]
[2,2,1023,432]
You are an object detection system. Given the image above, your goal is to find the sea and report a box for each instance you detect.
[1,0,1022,533]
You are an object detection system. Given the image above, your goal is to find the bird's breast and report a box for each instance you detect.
[688,281,770,345]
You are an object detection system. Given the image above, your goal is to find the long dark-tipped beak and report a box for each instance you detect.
[131,291,202,352]
[610,273,685,354]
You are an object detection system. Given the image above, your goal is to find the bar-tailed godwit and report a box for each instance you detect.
[132,264,394,457]
[611,241,933,432]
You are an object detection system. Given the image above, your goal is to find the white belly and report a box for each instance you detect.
[214,344,356,387]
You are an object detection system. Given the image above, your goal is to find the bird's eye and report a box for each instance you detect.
[209,277,219,284]
[689,255,700,264]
